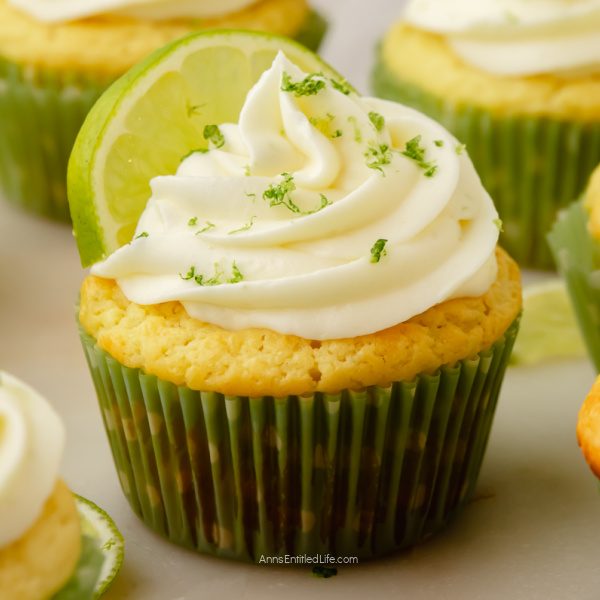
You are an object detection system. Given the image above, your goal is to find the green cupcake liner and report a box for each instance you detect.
[294,10,328,52]
[79,318,518,562]
[0,57,111,221]
[372,56,600,270]
[548,201,600,371]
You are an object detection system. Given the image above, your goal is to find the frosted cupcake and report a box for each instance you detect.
[0,0,327,221]
[0,372,124,598]
[0,371,80,598]
[71,32,522,561]
[372,0,600,269]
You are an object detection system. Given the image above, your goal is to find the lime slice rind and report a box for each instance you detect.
[75,495,124,598]
[68,29,348,267]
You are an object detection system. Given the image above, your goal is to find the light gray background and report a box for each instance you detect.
[1,1,600,598]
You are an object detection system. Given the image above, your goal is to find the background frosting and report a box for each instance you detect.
[0,372,65,547]
[404,0,600,76]
[92,53,499,340]
[7,0,258,22]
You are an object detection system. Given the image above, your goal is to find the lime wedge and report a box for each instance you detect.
[75,496,124,598]
[68,30,346,267]
[511,280,587,366]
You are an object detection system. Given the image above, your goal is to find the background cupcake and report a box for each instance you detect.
[372,0,600,270]
[0,0,327,221]
[548,164,600,370]
[578,375,600,479]
[70,32,522,561]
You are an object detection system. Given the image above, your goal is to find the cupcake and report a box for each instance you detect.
[0,371,80,597]
[0,0,327,221]
[0,371,124,598]
[548,164,600,370]
[578,376,600,478]
[71,32,522,561]
[372,0,600,269]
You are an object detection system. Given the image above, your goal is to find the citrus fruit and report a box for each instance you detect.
[511,279,587,366]
[68,30,346,266]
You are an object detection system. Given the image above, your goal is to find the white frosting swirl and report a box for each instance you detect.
[7,0,258,23]
[92,53,499,340]
[0,372,64,548]
[404,0,600,76]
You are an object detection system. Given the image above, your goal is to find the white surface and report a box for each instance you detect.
[1,0,600,598]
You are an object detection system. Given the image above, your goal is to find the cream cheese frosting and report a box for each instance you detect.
[92,53,500,340]
[404,0,600,77]
[7,0,258,22]
[0,372,64,548]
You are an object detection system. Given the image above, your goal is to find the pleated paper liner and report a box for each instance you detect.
[0,57,111,221]
[548,201,600,371]
[80,318,518,562]
[372,57,600,270]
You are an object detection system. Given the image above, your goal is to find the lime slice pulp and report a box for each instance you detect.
[511,279,587,366]
[68,30,347,267]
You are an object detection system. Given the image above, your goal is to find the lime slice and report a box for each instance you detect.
[53,495,123,599]
[68,30,346,267]
[76,496,124,598]
[511,280,587,366]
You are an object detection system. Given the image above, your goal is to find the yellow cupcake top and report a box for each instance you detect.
[381,23,600,120]
[79,248,521,397]
[0,0,309,76]
[584,165,600,241]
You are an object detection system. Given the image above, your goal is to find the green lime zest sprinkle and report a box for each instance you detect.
[281,71,326,97]
[401,135,438,177]
[180,262,244,286]
[263,173,331,215]
[329,76,352,95]
[493,218,504,232]
[229,216,257,234]
[365,143,392,174]
[347,116,362,143]
[181,147,208,162]
[229,261,244,284]
[332,129,343,138]
[134,231,149,239]
[455,143,467,155]
[244,165,251,177]
[195,221,216,234]
[263,172,299,212]
[434,139,445,147]
[370,239,388,263]
[188,216,198,227]
[180,265,197,281]
[311,194,332,214]
[203,124,225,149]
[368,111,385,132]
